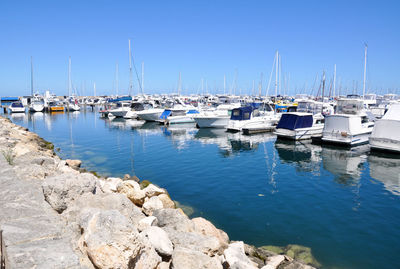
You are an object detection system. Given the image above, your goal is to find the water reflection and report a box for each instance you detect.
[369,153,400,196]
[275,139,322,174]
[321,145,369,186]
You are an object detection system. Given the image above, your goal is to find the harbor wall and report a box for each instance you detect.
[0,116,317,269]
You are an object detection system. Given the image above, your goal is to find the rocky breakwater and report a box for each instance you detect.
[0,116,317,269]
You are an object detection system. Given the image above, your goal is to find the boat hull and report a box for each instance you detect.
[321,131,372,146]
[137,110,164,122]
[194,116,229,128]
[370,137,400,153]
[275,125,323,140]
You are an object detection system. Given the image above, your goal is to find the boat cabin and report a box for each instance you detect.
[230,106,259,121]
[276,113,314,130]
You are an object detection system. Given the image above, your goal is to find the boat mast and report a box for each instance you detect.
[129,39,133,96]
[362,43,368,99]
[223,75,226,95]
[116,61,119,96]
[333,64,336,98]
[30,56,34,96]
[178,72,181,96]
[93,82,96,97]
[275,50,278,97]
[141,62,144,95]
[68,56,72,97]
[259,72,263,97]
[321,71,326,114]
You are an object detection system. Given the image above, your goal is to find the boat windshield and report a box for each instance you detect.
[336,99,364,115]
[11,102,24,108]
[297,101,322,114]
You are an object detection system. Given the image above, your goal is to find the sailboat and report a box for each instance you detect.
[28,57,45,112]
[66,57,80,112]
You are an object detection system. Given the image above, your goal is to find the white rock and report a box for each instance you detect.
[261,255,286,269]
[143,184,166,198]
[99,177,122,193]
[142,196,164,216]
[224,241,258,269]
[138,216,158,232]
[171,247,223,269]
[139,226,174,257]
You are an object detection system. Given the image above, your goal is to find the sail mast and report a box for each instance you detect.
[116,61,119,96]
[275,51,279,96]
[333,64,336,98]
[362,44,368,99]
[141,62,144,95]
[30,56,34,96]
[129,39,133,96]
[68,56,72,97]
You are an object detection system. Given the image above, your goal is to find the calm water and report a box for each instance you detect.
[6,110,400,269]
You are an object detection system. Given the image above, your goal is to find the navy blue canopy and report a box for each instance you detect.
[276,114,313,130]
[230,106,253,120]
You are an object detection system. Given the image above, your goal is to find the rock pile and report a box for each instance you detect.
[0,116,317,269]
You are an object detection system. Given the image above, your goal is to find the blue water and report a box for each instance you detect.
[6,110,400,269]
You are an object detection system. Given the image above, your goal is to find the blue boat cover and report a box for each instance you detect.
[276,114,313,130]
[230,106,253,121]
[108,96,132,103]
[187,110,199,114]
[159,110,172,120]
[1,97,19,102]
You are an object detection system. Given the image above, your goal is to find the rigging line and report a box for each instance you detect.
[131,51,143,94]
[266,53,276,97]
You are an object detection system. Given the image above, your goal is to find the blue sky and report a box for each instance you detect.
[0,0,399,96]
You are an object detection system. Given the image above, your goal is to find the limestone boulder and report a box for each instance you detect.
[66,159,82,169]
[143,184,166,197]
[192,217,229,248]
[143,196,164,216]
[166,229,222,256]
[139,226,174,257]
[117,180,146,206]
[171,247,223,269]
[224,241,258,269]
[158,193,175,209]
[130,244,161,269]
[261,255,286,269]
[78,209,142,269]
[64,192,145,226]
[99,177,123,193]
[152,208,194,233]
[42,172,98,213]
[138,216,158,232]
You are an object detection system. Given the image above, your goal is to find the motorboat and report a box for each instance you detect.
[137,108,165,122]
[321,98,374,146]
[194,103,241,128]
[48,101,65,112]
[66,98,80,111]
[369,103,400,153]
[9,102,25,113]
[108,101,131,117]
[227,105,279,133]
[29,99,45,112]
[241,103,280,134]
[159,106,200,125]
[274,100,325,140]
[124,102,153,119]
[274,112,324,140]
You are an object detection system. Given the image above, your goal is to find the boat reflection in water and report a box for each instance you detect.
[274,139,322,174]
[195,128,275,157]
[368,152,400,196]
[161,123,199,150]
[321,144,369,186]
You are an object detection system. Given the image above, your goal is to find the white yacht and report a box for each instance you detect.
[194,103,241,128]
[29,99,45,112]
[321,98,374,146]
[227,106,279,132]
[124,102,154,119]
[274,100,325,140]
[159,105,200,125]
[66,98,80,111]
[241,103,280,134]
[9,102,25,113]
[108,101,131,117]
[369,103,400,153]
[137,108,165,122]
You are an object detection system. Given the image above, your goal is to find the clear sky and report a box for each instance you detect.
[0,0,399,96]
